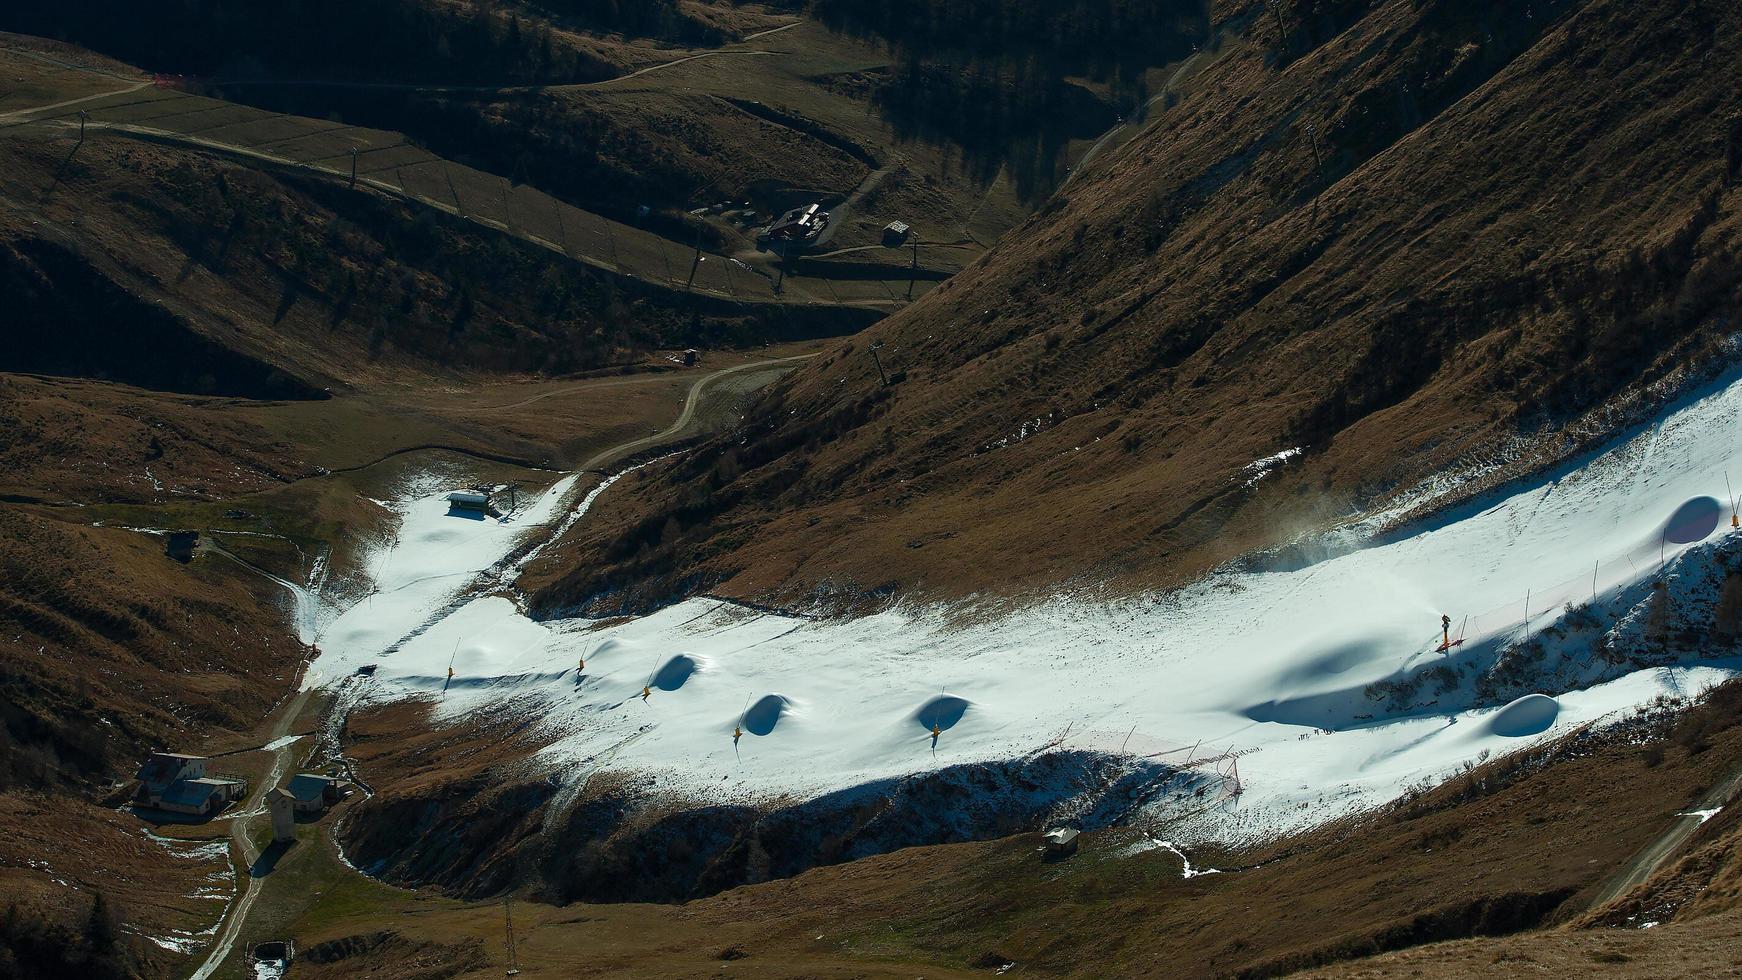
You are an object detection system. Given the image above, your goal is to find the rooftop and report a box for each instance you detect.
[159,780,228,808]
[286,773,340,803]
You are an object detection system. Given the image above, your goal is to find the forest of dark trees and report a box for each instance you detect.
[0,895,131,980]
[229,86,725,245]
[0,0,649,85]
[875,59,1120,201]
[810,0,1209,81]
[809,0,1210,200]
[531,0,724,45]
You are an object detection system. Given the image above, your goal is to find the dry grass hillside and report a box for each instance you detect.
[291,679,1742,978]
[531,0,1742,614]
[0,123,806,395]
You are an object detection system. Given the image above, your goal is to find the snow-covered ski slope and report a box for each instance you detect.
[308,368,1742,838]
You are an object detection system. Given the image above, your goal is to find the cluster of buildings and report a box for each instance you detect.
[132,753,246,818]
[267,772,349,843]
[133,750,349,835]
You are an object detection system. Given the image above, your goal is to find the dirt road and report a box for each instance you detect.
[175,351,809,976]
[186,683,312,980]
[577,352,813,471]
[1586,761,1742,910]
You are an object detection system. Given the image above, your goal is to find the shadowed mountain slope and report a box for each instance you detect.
[531,0,1742,613]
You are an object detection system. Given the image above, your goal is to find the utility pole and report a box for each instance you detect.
[1304,121,1324,226]
[907,238,919,300]
[348,147,359,189]
[76,109,89,150]
[1267,0,1291,53]
[502,897,521,976]
[869,340,888,386]
[685,220,704,289]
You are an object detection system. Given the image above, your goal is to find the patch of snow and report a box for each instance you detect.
[129,928,204,955]
[1154,838,1223,878]
[1680,807,1723,824]
[308,368,1742,844]
[304,472,579,684]
[1242,447,1303,486]
[261,734,302,752]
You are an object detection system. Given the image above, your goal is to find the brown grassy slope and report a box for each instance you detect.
[297,687,1742,978]
[0,791,229,980]
[1292,703,1742,979]
[0,121,806,396]
[0,374,308,505]
[531,0,1742,613]
[0,510,307,790]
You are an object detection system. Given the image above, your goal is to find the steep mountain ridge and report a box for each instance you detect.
[532,0,1742,614]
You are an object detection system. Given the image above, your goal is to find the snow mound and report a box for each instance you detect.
[742,694,793,736]
[1662,496,1723,545]
[651,653,702,692]
[911,693,971,733]
[1487,693,1559,737]
[589,636,639,661]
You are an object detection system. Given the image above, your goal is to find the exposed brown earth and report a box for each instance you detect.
[0,791,232,979]
[0,123,813,395]
[296,681,1742,978]
[0,508,310,792]
[9,2,1742,978]
[533,0,1742,615]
